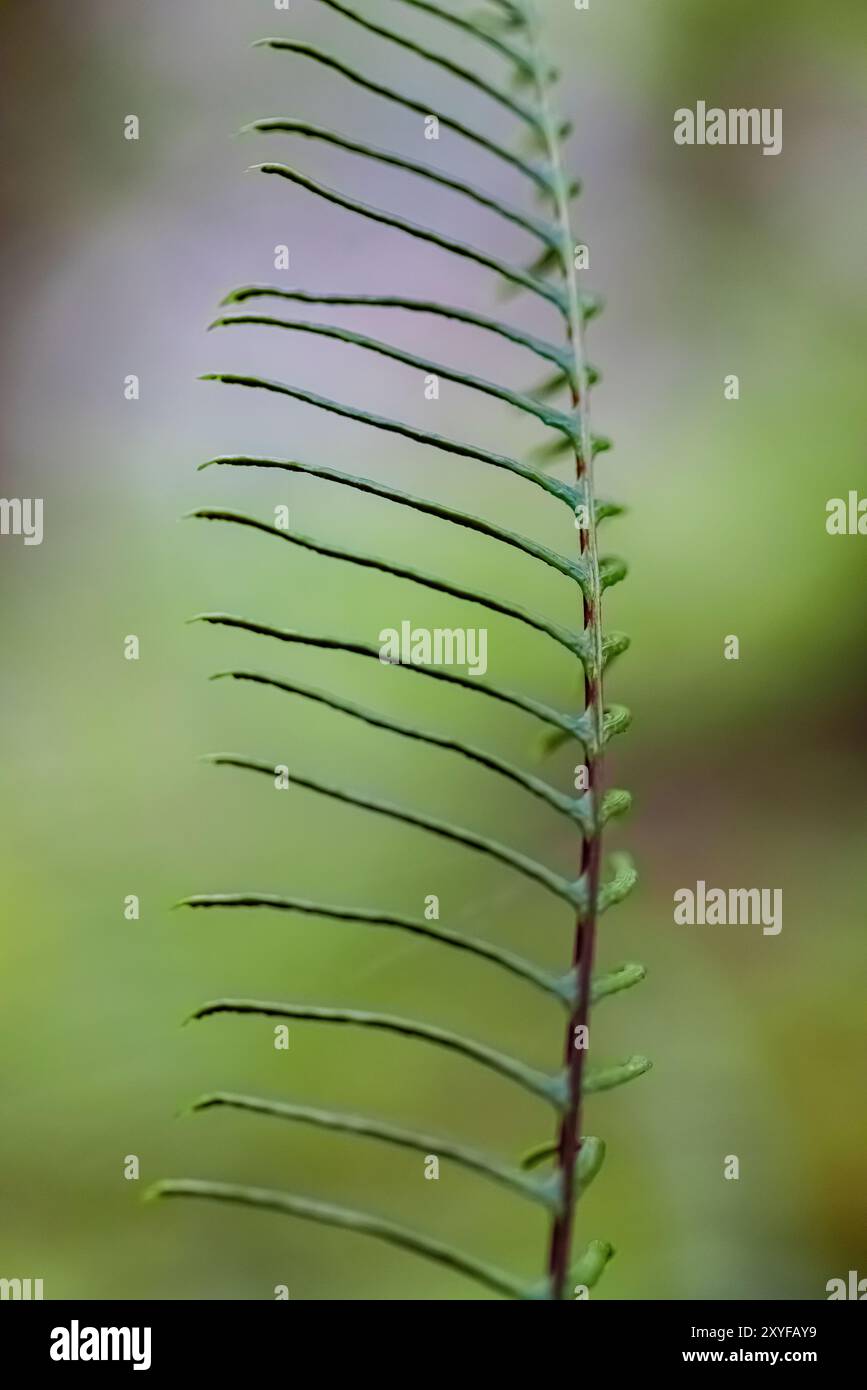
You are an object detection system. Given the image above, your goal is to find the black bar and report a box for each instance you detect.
[2,1299,861,1373]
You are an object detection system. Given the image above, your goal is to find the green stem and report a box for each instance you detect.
[523,0,608,1301]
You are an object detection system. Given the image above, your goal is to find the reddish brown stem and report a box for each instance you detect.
[546,600,603,1300]
[524,0,608,1301]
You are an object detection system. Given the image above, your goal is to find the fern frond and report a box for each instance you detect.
[218,285,602,353]
[199,456,587,583]
[252,43,554,195]
[208,312,582,437]
[521,1133,605,1182]
[306,0,543,130]
[159,0,649,1301]
[177,893,573,1002]
[591,961,647,1002]
[191,613,604,744]
[199,372,577,503]
[206,670,601,830]
[568,1239,615,1291]
[375,0,538,79]
[582,1055,652,1095]
[248,162,563,307]
[203,754,586,908]
[190,507,597,662]
[244,120,559,246]
[149,1180,532,1300]
[183,1093,558,1209]
[186,999,569,1108]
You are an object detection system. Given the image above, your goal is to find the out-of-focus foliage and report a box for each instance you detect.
[0,0,864,1299]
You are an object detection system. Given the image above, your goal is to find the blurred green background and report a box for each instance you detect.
[1,0,865,1300]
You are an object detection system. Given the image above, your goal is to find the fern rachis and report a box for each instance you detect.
[151,0,649,1301]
